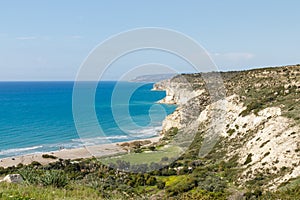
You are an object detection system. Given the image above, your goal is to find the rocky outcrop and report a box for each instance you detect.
[153,76,205,105]
[0,174,23,183]
[154,76,208,133]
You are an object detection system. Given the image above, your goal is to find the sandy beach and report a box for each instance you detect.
[0,136,162,168]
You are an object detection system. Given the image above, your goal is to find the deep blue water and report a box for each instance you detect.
[0,82,176,158]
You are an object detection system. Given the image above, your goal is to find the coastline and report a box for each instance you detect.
[0,136,162,168]
[0,81,173,169]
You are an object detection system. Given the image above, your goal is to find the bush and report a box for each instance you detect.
[157,180,166,189]
[42,154,57,159]
[197,175,226,192]
[244,189,263,199]
[30,161,42,167]
[161,168,177,176]
[227,129,235,136]
[148,146,156,151]
[18,168,40,185]
[166,176,197,196]
[240,102,263,116]
[40,170,69,188]
[178,166,190,175]
[146,176,157,186]
[244,153,253,165]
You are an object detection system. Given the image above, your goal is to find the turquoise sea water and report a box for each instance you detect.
[0,82,176,158]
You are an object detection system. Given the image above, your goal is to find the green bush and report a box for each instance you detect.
[157,180,166,189]
[240,102,263,116]
[197,175,226,192]
[227,129,235,136]
[40,170,68,188]
[42,154,57,159]
[18,168,40,185]
[244,153,253,165]
[29,161,42,167]
[146,176,157,186]
[166,176,197,196]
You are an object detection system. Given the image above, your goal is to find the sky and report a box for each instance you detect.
[0,0,300,80]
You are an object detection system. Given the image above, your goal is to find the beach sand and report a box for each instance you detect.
[0,136,162,168]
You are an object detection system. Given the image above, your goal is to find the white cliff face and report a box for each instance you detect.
[235,110,300,190]
[153,78,204,105]
[194,95,300,190]
[162,108,182,132]
[154,77,205,134]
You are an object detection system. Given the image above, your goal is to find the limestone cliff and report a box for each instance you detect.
[154,64,300,190]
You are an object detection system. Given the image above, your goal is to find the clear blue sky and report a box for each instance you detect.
[0,0,299,80]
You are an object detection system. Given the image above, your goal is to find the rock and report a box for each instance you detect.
[0,174,23,183]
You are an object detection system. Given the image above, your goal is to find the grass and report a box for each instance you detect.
[0,182,105,200]
[100,145,182,166]
[158,175,186,187]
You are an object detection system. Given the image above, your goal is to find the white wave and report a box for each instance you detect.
[127,126,162,137]
[0,145,43,156]
[72,135,129,144]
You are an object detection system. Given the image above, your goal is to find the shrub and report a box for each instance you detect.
[244,189,263,199]
[42,154,57,159]
[260,140,270,148]
[240,102,263,116]
[146,176,157,186]
[244,153,253,165]
[40,170,69,188]
[166,176,197,196]
[18,168,40,185]
[264,152,270,157]
[17,163,24,168]
[157,180,166,189]
[133,148,142,153]
[178,166,190,175]
[197,175,226,192]
[161,168,176,176]
[130,164,148,173]
[116,160,130,170]
[148,146,156,151]
[30,161,42,167]
[149,162,162,171]
[227,129,235,136]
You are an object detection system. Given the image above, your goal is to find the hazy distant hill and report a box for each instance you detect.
[130,73,176,83]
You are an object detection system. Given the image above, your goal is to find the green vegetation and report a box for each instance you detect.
[260,140,270,148]
[0,133,300,199]
[227,128,235,136]
[101,145,182,168]
[42,154,58,159]
[244,153,253,165]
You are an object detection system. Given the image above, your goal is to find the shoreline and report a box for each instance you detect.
[0,82,171,169]
[0,136,162,168]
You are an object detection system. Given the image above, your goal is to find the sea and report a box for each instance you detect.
[0,81,176,158]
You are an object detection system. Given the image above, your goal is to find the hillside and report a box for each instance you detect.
[154,64,300,192]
